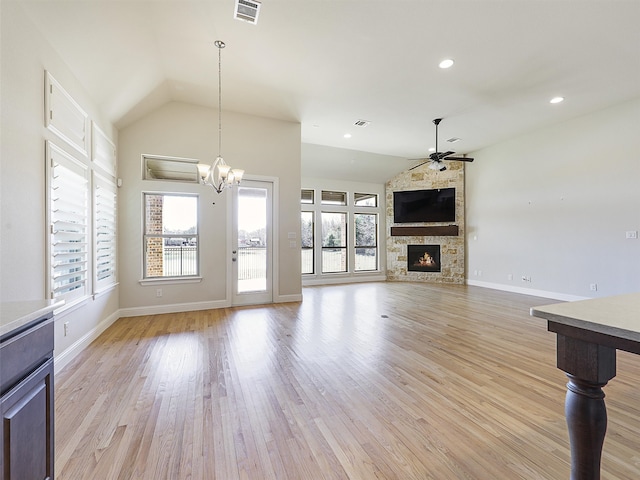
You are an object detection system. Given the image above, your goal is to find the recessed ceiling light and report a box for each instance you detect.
[344,133,352,139]
[550,96,564,104]
[439,59,454,69]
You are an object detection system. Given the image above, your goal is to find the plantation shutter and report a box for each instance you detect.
[94,173,117,291]
[48,142,89,302]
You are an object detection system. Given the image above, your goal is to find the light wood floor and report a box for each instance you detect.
[55,283,640,479]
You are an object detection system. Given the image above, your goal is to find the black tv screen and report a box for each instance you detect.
[393,188,456,223]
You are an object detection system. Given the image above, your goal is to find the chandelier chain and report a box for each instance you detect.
[216,41,224,158]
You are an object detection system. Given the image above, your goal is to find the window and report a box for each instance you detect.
[321,190,347,205]
[143,193,199,278]
[321,212,347,273]
[301,211,314,274]
[93,173,117,291]
[47,142,89,303]
[46,73,119,305]
[301,189,314,204]
[354,213,377,271]
[92,122,117,293]
[354,192,377,207]
[143,155,199,183]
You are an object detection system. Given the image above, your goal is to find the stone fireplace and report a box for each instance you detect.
[407,245,441,272]
[386,160,465,284]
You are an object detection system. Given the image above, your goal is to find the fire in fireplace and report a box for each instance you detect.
[407,245,441,272]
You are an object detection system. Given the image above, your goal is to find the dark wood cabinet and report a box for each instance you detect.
[0,313,54,480]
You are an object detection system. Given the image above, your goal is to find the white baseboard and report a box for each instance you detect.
[466,279,589,302]
[119,300,229,318]
[54,309,120,374]
[303,273,386,286]
[275,293,303,303]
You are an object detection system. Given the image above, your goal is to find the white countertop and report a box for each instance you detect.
[531,292,640,342]
[0,300,65,338]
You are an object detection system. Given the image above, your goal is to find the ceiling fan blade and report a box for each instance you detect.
[443,156,474,162]
[435,151,455,160]
[409,162,428,171]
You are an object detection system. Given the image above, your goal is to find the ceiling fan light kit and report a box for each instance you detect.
[410,118,475,171]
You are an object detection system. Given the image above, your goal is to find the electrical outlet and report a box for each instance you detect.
[156,288,162,297]
[64,322,69,336]
[521,276,532,282]
[626,231,638,239]
[508,274,513,281]
[590,283,598,291]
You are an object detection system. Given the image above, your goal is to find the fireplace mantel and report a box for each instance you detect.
[390,225,459,237]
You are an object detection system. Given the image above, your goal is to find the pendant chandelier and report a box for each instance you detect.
[198,40,244,193]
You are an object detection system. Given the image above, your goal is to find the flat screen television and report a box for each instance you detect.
[393,188,456,223]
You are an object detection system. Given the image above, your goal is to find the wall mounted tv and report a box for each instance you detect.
[393,188,456,223]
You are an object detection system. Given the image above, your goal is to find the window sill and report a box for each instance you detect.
[139,277,203,286]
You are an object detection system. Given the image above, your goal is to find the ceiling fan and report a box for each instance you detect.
[410,118,474,171]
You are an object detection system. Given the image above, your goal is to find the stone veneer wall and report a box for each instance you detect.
[386,162,465,284]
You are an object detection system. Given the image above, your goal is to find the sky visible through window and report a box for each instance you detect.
[163,195,197,233]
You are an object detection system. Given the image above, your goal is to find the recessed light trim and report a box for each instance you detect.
[439,58,454,69]
[343,133,352,139]
[550,96,564,104]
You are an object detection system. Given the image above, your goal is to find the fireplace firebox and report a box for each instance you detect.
[407,245,441,272]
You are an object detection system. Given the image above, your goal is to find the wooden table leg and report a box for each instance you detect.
[555,334,617,480]
[565,375,609,480]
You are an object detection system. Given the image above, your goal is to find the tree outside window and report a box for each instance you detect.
[321,212,347,273]
[355,213,377,271]
[301,211,314,274]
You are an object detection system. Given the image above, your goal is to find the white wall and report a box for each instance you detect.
[466,99,640,300]
[118,102,302,312]
[0,2,119,368]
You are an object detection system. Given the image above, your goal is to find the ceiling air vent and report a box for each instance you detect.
[234,0,261,25]
[353,119,371,127]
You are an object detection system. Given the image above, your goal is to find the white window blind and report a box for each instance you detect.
[48,142,89,303]
[94,173,117,291]
[92,122,116,176]
[45,71,89,156]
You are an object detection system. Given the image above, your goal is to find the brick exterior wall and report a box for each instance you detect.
[145,194,164,277]
[386,161,465,284]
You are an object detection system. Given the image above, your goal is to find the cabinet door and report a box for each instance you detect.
[0,359,54,480]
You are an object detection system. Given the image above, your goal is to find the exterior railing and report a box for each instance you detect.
[236,246,266,281]
[163,245,197,276]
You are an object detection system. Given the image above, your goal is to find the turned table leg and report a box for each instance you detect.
[555,334,617,480]
[565,375,609,479]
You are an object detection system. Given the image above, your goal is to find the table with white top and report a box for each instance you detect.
[531,293,640,480]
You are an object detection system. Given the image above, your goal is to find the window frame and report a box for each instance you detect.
[301,210,315,275]
[320,211,348,274]
[354,212,378,272]
[142,192,200,280]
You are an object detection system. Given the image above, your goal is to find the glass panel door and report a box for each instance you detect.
[232,180,273,305]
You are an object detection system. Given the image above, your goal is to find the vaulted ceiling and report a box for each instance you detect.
[19,0,640,181]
